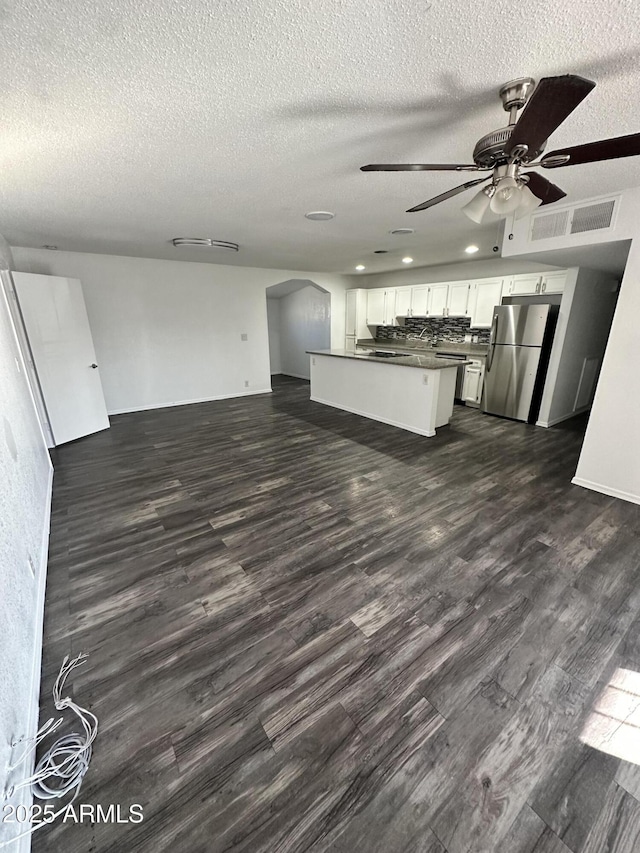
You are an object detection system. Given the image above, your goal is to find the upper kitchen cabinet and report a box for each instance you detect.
[394,287,413,317]
[468,278,504,328]
[366,288,397,326]
[540,271,566,294]
[447,282,471,316]
[427,283,449,317]
[411,285,430,317]
[506,271,567,296]
[345,289,369,339]
[507,274,542,296]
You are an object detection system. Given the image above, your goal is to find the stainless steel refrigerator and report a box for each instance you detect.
[483,304,558,423]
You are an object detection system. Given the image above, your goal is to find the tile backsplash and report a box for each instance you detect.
[376,316,491,344]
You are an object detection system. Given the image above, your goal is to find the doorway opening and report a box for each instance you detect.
[265,279,330,385]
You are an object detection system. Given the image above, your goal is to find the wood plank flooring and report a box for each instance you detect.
[33,375,640,853]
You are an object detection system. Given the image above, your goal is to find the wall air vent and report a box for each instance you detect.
[529,196,618,243]
[570,199,616,234]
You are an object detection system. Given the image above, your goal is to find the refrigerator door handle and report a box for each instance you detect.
[486,312,499,372]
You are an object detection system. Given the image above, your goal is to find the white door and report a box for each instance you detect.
[13,272,110,445]
[448,282,470,316]
[345,290,357,336]
[509,274,541,295]
[469,279,504,327]
[427,283,448,316]
[411,286,430,316]
[395,288,413,317]
[366,289,386,325]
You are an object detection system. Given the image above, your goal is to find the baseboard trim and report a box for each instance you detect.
[310,396,435,437]
[280,371,310,381]
[571,476,640,506]
[108,388,273,415]
[536,407,590,428]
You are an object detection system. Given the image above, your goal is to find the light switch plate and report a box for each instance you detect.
[241,333,248,341]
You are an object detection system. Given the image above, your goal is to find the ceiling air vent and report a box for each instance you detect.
[530,210,570,241]
[570,199,616,234]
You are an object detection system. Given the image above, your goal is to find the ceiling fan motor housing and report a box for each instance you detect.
[472,126,545,167]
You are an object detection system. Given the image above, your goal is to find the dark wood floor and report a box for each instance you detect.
[34,375,640,853]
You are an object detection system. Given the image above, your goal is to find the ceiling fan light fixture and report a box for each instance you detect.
[514,184,543,219]
[489,176,522,214]
[461,185,495,224]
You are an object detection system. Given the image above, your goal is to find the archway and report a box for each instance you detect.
[265,279,331,384]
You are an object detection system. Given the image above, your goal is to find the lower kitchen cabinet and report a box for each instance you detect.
[462,358,485,407]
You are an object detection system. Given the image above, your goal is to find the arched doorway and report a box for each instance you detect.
[265,279,330,384]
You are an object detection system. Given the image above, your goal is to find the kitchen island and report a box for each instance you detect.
[308,349,469,437]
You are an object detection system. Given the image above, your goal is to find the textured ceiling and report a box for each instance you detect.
[1,0,640,273]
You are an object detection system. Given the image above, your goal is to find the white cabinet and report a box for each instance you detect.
[468,279,504,328]
[540,271,566,294]
[508,274,542,295]
[395,287,413,317]
[411,286,430,317]
[462,358,485,408]
[345,289,370,348]
[448,282,471,317]
[427,283,449,317]
[366,288,397,326]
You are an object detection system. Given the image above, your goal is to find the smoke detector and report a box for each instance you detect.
[172,238,239,251]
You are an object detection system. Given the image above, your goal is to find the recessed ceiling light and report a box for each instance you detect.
[465,245,480,254]
[355,264,366,271]
[374,250,388,254]
[305,211,335,221]
[172,238,239,251]
[402,257,414,264]
[390,228,414,236]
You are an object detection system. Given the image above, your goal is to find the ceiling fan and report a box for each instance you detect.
[361,75,640,222]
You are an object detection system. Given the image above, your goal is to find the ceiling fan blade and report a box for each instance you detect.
[541,132,640,168]
[522,172,566,205]
[507,75,595,156]
[361,163,480,172]
[406,177,491,213]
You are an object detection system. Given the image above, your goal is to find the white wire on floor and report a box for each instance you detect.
[0,653,98,849]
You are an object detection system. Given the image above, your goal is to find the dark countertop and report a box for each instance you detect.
[307,349,471,370]
[356,338,489,358]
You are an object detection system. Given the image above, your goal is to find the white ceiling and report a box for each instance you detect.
[1,0,640,273]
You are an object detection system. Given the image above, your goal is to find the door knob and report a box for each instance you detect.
[90,363,98,369]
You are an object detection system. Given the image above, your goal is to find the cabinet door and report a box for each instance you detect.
[395,287,413,317]
[411,286,430,316]
[448,282,470,316]
[345,335,356,353]
[540,271,566,294]
[469,279,504,328]
[345,290,357,336]
[509,274,541,295]
[384,289,397,326]
[427,283,448,316]
[462,366,483,404]
[366,289,386,325]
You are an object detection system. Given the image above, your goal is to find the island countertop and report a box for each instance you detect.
[307,349,471,370]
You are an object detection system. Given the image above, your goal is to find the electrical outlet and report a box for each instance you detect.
[244,380,249,388]
[312,357,316,366]
[241,333,248,341]
[422,374,429,385]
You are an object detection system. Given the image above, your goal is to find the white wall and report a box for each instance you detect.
[0,237,53,850]
[537,268,618,427]
[266,298,282,375]
[502,185,640,504]
[279,285,331,380]
[348,257,559,290]
[11,249,349,414]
